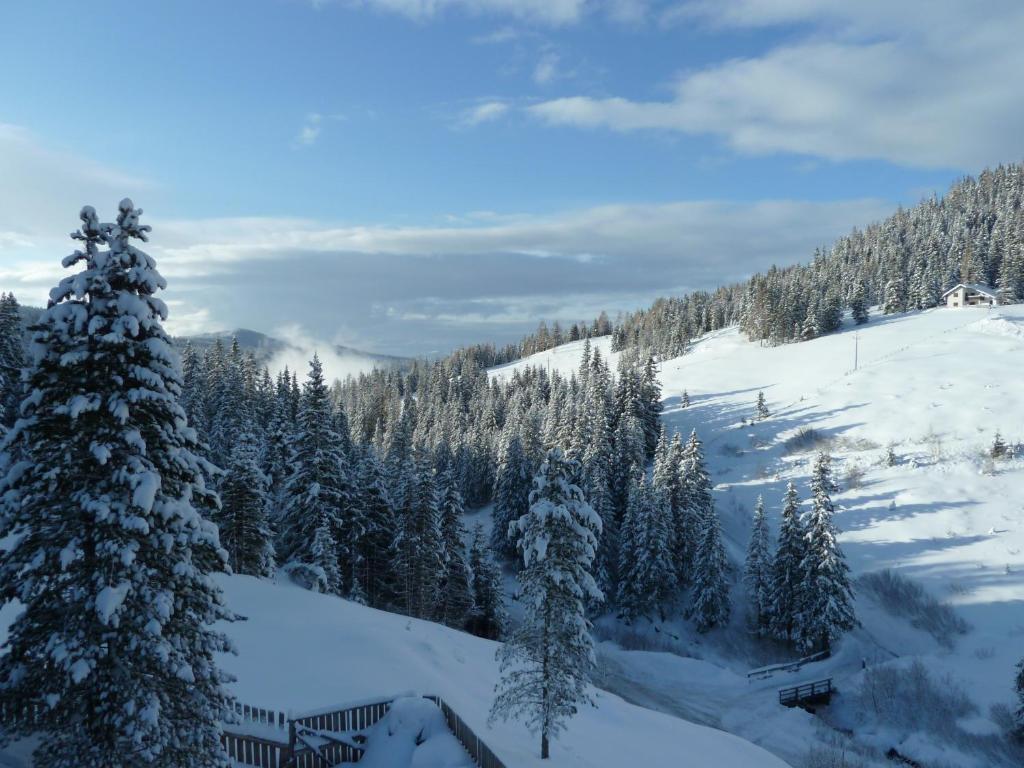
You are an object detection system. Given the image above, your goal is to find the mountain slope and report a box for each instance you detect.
[492,306,1024,766]
[215,574,790,768]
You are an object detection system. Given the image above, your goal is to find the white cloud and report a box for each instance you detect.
[531,1,1024,169]
[461,101,510,126]
[294,113,323,147]
[0,119,896,356]
[348,0,588,25]
[266,323,397,381]
[533,51,560,84]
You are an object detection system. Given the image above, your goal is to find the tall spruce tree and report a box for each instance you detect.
[352,449,396,608]
[436,468,473,628]
[744,495,772,636]
[769,482,807,643]
[217,426,275,577]
[1015,657,1024,739]
[277,355,350,594]
[394,454,443,619]
[490,448,602,760]
[796,452,856,653]
[0,292,25,431]
[0,201,233,767]
[492,429,531,559]
[467,523,506,640]
[690,496,730,632]
[617,472,676,621]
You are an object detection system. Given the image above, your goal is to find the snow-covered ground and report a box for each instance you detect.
[493,306,1024,767]
[215,575,788,768]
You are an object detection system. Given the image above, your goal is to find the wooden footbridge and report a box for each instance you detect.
[777,678,834,711]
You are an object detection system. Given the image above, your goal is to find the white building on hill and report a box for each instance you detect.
[941,283,997,308]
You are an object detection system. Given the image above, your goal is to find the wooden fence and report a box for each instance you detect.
[222,694,504,768]
[425,695,506,768]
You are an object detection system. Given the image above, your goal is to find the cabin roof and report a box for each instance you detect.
[940,283,998,300]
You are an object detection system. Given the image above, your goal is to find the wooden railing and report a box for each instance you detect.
[425,695,506,768]
[222,694,505,768]
[778,678,833,707]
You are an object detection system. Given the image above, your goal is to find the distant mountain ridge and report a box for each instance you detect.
[15,307,413,372]
[178,328,414,371]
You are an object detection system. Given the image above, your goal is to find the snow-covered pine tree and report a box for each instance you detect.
[1015,657,1024,739]
[352,448,396,608]
[991,431,1009,459]
[800,305,819,340]
[492,428,531,559]
[681,390,690,408]
[744,495,772,635]
[690,492,730,632]
[677,429,713,581]
[277,354,350,594]
[394,453,443,619]
[617,472,676,621]
[0,292,25,431]
[885,443,898,466]
[0,201,234,767]
[883,277,905,314]
[756,390,770,420]
[796,452,856,653]
[467,523,506,640]
[849,283,869,325]
[491,448,602,759]
[769,482,807,643]
[217,426,275,577]
[436,467,473,629]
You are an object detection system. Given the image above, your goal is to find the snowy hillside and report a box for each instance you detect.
[214,575,788,768]
[493,306,1024,767]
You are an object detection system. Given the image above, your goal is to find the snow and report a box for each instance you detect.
[215,574,789,768]
[358,696,473,768]
[492,306,1024,766]
[94,582,130,625]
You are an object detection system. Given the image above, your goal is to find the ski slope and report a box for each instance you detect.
[492,306,1024,766]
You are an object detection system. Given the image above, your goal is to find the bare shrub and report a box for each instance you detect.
[842,463,867,490]
[858,569,970,648]
[785,427,831,454]
[857,660,975,734]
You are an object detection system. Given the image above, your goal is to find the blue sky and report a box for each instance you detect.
[1,0,1022,360]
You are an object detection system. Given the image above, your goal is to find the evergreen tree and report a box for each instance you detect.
[681,390,690,408]
[490,448,602,760]
[617,473,676,621]
[690,495,730,632]
[0,201,233,767]
[796,452,856,653]
[991,431,1009,459]
[850,284,869,325]
[352,449,396,608]
[0,292,25,431]
[436,468,473,628]
[883,277,905,314]
[1015,657,1024,739]
[676,430,712,585]
[744,495,772,635]
[218,427,275,577]
[467,523,506,640]
[769,482,807,643]
[278,355,350,594]
[755,390,770,420]
[492,430,531,559]
[394,454,443,619]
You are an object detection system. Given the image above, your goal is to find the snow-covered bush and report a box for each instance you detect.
[784,427,831,454]
[857,660,974,734]
[857,570,969,648]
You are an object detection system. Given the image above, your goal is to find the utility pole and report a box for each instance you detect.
[854,332,859,371]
